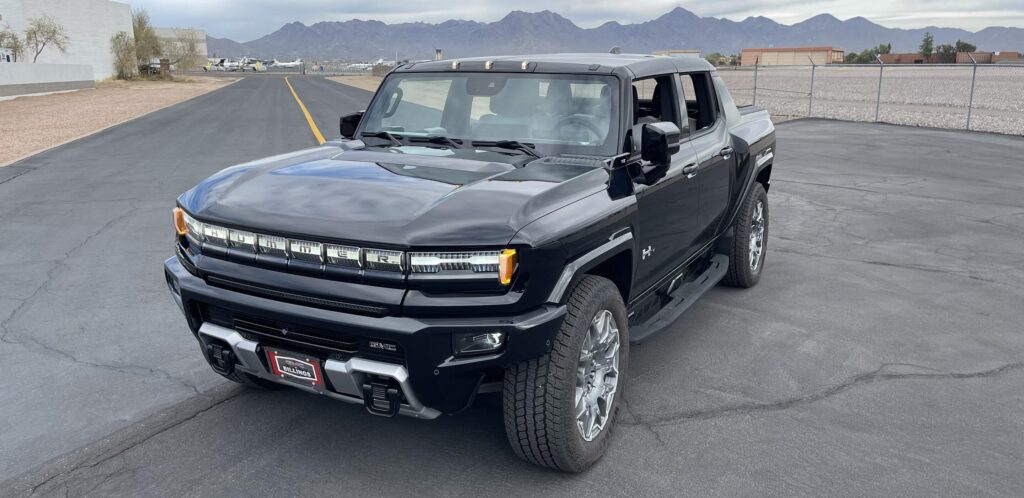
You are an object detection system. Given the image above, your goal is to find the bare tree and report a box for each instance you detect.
[132,8,161,70]
[110,31,136,79]
[161,28,201,72]
[24,15,70,63]
[0,24,25,62]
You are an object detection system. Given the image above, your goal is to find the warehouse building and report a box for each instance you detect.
[741,47,844,66]
[0,0,132,79]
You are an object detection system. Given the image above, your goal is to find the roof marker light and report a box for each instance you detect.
[521,60,529,70]
[451,60,460,70]
[485,60,493,70]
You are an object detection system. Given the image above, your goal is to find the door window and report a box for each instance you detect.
[679,73,719,132]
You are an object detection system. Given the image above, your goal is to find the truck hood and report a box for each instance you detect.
[178,146,609,247]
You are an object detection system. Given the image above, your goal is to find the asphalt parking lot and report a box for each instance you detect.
[1,76,1022,497]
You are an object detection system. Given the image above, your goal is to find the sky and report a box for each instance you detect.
[128,0,1024,42]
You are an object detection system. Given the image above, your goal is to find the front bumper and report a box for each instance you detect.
[164,257,566,416]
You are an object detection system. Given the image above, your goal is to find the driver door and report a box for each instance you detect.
[631,75,702,294]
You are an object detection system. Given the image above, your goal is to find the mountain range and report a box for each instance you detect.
[205,7,1024,60]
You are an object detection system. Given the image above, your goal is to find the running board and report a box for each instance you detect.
[628,254,729,344]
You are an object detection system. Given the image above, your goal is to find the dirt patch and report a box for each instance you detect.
[327,75,382,93]
[0,76,238,166]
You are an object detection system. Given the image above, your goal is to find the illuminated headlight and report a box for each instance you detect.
[409,251,500,273]
[257,234,287,257]
[289,239,323,263]
[228,229,257,252]
[182,211,203,244]
[325,244,361,268]
[364,249,403,272]
[409,249,517,284]
[202,223,229,247]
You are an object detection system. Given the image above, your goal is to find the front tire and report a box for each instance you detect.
[723,182,769,288]
[503,275,628,472]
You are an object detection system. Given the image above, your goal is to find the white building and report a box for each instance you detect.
[0,0,132,79]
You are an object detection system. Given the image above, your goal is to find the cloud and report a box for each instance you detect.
[129,0,1024,41]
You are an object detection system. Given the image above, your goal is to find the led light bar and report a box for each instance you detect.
[203,223,229,247]
[364,249,403,272]
[325,244,361,268]
[289,239,323,263]
[257,234,287,257]
[228,229,257,252]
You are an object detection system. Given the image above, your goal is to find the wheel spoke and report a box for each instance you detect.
[575,309,621,441]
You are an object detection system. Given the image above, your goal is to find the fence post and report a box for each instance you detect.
[966,53,978,130]
[807,56,816,117]
[874,55,884,122]
[752,56,759,105]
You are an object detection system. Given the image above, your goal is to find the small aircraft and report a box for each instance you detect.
[344,58,385,71]
[274,58,304,68]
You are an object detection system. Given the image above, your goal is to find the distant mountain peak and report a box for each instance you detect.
[212,7,1024,61]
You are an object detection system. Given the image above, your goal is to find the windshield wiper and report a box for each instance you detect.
[361,131,404,147]
[471,140,542,158]
[409,135,463,149]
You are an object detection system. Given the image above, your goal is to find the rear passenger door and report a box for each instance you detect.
[680,72,735,244]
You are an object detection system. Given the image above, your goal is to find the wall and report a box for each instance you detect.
[153,27,209,69]
[0,63,93,97]
[0,0,132,80]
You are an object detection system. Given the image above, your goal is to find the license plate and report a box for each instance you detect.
[265,347,324,387]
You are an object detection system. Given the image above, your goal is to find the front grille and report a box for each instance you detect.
[233,315,358,357]
[205,275,388,316]
[201,304,405,365]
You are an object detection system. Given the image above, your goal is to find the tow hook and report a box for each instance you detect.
[362,377,401,417]
[205,341,236,376]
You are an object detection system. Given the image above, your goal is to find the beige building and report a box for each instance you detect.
[153,27,208,68]
[653,49,701,58]
[741,47,844,66]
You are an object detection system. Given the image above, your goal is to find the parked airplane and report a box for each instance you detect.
[274,58,304,68]
[344,58,385,71]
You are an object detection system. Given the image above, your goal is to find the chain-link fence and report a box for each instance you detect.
[718,63,1024,135]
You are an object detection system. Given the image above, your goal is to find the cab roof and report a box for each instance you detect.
[396,53,716,79]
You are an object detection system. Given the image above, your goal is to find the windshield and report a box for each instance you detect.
[360,72,620,157]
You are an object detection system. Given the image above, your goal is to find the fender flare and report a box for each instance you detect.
[545,231,634,304]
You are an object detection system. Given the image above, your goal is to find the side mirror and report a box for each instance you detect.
[340,111,364,139]
[640,121,681,165]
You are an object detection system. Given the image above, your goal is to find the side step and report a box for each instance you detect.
[628,254,729,344]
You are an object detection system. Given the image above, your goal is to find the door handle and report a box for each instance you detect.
[719,146,734,158]
[682,163,698,176]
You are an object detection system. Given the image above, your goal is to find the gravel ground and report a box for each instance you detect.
[0,77,238,166]
[718,65,1024,135]
[327,75,383,93]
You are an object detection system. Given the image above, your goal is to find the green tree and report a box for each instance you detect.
[0,24,25,62]
[954,39,976,53]
[935,44,957,63]
[110,31,136,79]
[24,15,70,62]
[132,8,161,70]
[704,52,725,66]
[919,31,934,58]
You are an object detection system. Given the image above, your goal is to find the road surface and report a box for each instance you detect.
[0,75,1022,496]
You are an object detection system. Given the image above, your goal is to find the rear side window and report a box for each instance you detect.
[679,72,719,132]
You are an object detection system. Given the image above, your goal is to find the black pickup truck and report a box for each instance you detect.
[164,53,775,471]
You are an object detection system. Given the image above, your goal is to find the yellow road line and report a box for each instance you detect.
[284,76,326,145]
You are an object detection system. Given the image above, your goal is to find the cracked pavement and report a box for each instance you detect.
[2,92,1023,496]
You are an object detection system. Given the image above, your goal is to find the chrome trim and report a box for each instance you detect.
[198,323,441,419]
[756,150,774,167]
[546,231,633,304]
